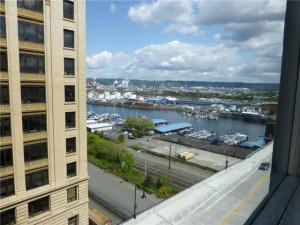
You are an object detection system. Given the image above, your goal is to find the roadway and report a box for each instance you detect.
[88,162,163,218]
[121,143,273,225]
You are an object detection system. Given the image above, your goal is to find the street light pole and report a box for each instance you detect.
[137,150,147,177]
[133,185,137,219]
[225,150,229,169]
[169,145,171,170]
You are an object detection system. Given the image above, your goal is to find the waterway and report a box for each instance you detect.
[87,104,266,142]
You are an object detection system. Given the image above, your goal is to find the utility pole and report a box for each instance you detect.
[225,150,229,169]
[133,185,137,219]
[169,145,171,170]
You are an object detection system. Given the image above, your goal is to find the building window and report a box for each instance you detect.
[20,53,44,74]
[25,168,49,190]
[17,0,43,13]
[64,29,74,48]
[21,85,45,103]
[0,117,10,137]
[24,141,48,162]
[22,114,47,133]
[0,84,9,104]
[0,147,13,167]
[28,196,49,218]
[18,21,44,44]
[68,215,78,225]
[65,112,75,128]
[0,176,14,198]
[66,137,76,154]
[67,186,77,203]
[64,58,75,75]
[67,162,76,178]
[0,208,16,225]
[0,15,5,38]
[63,0,74,20]
[65,86,75,102]
[0,52,8,72]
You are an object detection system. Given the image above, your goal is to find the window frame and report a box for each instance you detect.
[66,137,76,154]
[65,85,75,102]
[18,20,44,44]
[22,113,47,133]
[24,141,48,162]
[21,85,45,104]
[63,0,74,20]
[64,57,75,76]
[68,215,79,225]
[0,116,10,137]
[65,112,76,129]
[0,208,16,225]
[0,84,9,104]
[28,196,49,218]
[67,162,76,178]
[25,168,49,190]
[17,0,43,13]
[63,29,75,49]
[0,14,6,38]
[19,53,45,74]
[0,52,8,72]
[0,147,13,167]
[67,186,77,203]
[0,176,14,199]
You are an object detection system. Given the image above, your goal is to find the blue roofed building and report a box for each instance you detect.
[152,119,168,126]
[155,122,193,134]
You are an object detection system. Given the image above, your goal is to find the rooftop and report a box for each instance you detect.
[152,119,168,125]
[155,123,193,133]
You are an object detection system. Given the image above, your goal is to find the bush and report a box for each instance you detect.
[143,175,154,188]
[158,186,173,198]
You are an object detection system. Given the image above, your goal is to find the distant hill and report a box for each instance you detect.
[86,78,279,90]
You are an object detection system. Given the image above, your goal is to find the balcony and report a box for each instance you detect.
[23,131,47,142]
[0,38,6,47]
[19,41,44,52]
[0,166,13,178]
[0,136,12,146]
[0,104,10,115]
[20,73,45,82]
[25,158,48,171]
[0,72,8,81]
[17,8,43,21]
[22,103,46,113]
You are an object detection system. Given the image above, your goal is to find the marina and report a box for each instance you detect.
[87,104,266,144]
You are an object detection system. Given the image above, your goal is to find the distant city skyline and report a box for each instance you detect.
[86,0,286,83]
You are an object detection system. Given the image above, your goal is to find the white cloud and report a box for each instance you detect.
[86,51,113,68]
[110,3,116,14]
[128,0,193,25]
[163,24,201,36]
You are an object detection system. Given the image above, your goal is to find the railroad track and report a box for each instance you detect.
[134,160,203,190]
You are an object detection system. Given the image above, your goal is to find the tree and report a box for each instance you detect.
[124,116,155,135]
[123,151,135,172]
[118,134,125,142]
[143,175,154,188]
[156,176,169,189]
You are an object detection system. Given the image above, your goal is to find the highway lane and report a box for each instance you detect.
[88,162,163,217]
[176,148,272,225]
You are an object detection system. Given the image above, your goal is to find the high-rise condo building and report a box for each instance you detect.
[0,0,88,224]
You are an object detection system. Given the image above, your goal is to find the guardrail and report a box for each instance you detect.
[88,189,131,221]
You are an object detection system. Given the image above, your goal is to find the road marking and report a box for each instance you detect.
[219,173,271,225]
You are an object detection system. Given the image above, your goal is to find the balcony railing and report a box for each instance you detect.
[0,136,12,146]
[17,8,43,21]
[19,41,44,52]
[22,103,46,113]
[0,38,6,47]
[0,166,13,178]
[0,72,8,81]
[23,131,47,142]
[25,158,48,171]
[20,73,45,82]
[0,104,10,115]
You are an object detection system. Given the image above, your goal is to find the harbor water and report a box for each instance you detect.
[87,104,266,142]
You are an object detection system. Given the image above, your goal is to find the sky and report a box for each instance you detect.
[86,0,286,83]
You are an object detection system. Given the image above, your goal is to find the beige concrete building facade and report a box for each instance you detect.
[0,0,88,224]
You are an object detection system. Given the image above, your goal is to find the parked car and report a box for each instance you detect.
[259,162,270,170]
